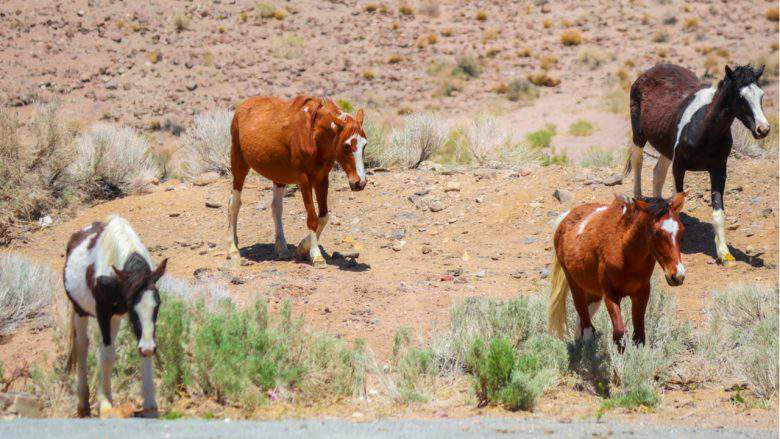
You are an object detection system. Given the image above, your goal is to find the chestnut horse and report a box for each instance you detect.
[548,193,685,346]
[228,96,367,267]
[626,64,769,264]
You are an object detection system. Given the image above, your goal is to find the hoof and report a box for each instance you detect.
[77,406,90,418]
[98,402,114,419]
[312,256,326,269]
[136,407,159,419]
[275,244,293,260]
[297,243,310,258]
[719,253,736,265]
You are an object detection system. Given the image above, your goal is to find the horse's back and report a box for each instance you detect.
[632,64,703,156]
[232,96,303,182]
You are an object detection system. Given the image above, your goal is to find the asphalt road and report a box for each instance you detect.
[0,418,774,439]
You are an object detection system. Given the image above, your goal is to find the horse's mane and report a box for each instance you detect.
[717,65,760,90]
[634,196,670,219]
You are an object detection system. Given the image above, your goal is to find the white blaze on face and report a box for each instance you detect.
[660,217,679,249]
[740,83,768,127]
[135,290,157,354]
[345,133,367,183]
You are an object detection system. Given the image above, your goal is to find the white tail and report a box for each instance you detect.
[548,211,570,339]
[547,251,570,339]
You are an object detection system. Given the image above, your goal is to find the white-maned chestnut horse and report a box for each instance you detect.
[227,96,368,268]
[64,215,167,418]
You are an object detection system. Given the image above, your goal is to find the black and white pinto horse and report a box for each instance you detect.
[64,215,167,418]
[627,63,770,263]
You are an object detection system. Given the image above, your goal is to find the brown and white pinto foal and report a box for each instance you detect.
[548,193,686,347]
[64,215,167,418]
[228,96,368,267]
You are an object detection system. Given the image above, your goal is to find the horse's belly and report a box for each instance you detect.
[64,234,97,316]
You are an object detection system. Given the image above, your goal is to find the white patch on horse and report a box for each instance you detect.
[135,290,157,354]
[553,210,570,231]
[345,133,367,182]
[330,121,336,130]
[64,233,99,316]
[740,83,768,127]
[338,112,348,121]
[673,87,716,150]
[577,206,607,236]
[303,107,309,113]
[676,261,686,277]
[660,217,679,248]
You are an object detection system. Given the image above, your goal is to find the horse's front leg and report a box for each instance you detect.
[297,177,326,268]
[73,313,90,417]
[630,285,650,345]
[96,313,121,417]
[709,165,734,264]
[603,294,626,351]
[139,354,158,418]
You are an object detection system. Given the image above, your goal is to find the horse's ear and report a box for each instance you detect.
[755,65,765,80]
[615,194,634,214]
[669,192,685,213]
[112,265,127,282]
[633,197,650,212]
[724,65,734,80]
[356,109,364,126]
[150,258,168,284]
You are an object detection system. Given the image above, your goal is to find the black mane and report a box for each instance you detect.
[635,196,670,219]
[718,65,761,91]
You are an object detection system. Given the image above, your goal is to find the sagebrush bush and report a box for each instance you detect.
[454,55,482,78]
[0,104,77,241]
[525,124,557,149]
[560,29,583,46]
[579,147,614,168]
[391,327,435,403]
[506,78,539,103]
[383,114,448,168]
[362,119,390,168]
[577,46,607,70]
[179,109,232,178]
[0,253,55,336]
[568,119,595,137]
[73,123,158,198]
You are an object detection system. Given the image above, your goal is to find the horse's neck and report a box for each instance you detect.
[621,216,652,260]
[702,86,735,138]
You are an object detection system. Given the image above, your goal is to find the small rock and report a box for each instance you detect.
[474,269,486,278]
[38,215,53,228]
[762,208,773,218]
[168,213,180,217]
[390,229,406,240]
[520,168,532,177]
[602,174,623,186]
[391,240,406,251]
[539,267,551,279]
[553,189,573,203]
[193,172,220,186]
[186,82,198,91]
[440,274,454,282]
[475,195,485,203]
[524,236,537,245]
[422,245,432,254]
[429,199,446,212]
[444,181,461,192]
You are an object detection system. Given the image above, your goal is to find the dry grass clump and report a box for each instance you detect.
[0,253,55,336]
[505,78,540,103]
[560,29,582,46]
[362,69,376,80]
[179,109,233,178]
[604,86,629,114]
[579,146,614,168]
[399,4,414,16]
[527,72,560,87]
[767,7,779,21]
[568,119,595,137]
[364,3,379,13]
[173,13,191,31]
[73,123,158,198]
[475,9,488,21]
[271,33,305,59]
[682,16,699,31]
[388,54,405,64]
[538,56,558,71]
[381,113,448,168]
[577,46,607,70]
[255,2,277,19]
[651,29,669,43]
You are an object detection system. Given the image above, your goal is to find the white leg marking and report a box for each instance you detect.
[227,189,242,258]
[712,208,732,261]
[630,145,644,198]
[740,84,768,127]
[653,155,671,198]
[582,327,594,342]
[577,206,607,236]
[316,214,329,239]
[272,185,290,257]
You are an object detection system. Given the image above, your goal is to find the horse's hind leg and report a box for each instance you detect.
[652,155,671,198]
[571,284,595,341]
[73,313,90,417]
[272,183,293,259]
[227,163,248,260]
[603,294,626,350]
[629,145,644,198]
[628,85,646,198]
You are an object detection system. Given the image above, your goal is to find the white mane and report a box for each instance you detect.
[94,215,153,277]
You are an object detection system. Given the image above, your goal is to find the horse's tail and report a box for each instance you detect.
[548,212,570,339]
[622,146,633,178]
[65,306,76,374]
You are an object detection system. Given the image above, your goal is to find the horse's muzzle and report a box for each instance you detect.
[138,345,156,357]
[665,274,684,286]
[349,180,367,191]
[754,123,770,139]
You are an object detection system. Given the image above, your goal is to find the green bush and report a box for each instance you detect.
[506,79,539,103]
[525,124,556,149]
[336,99,354,114]
[454,55,482,78]
[392,327,435,403]
[579,147,614,168]
[568,119,595,136]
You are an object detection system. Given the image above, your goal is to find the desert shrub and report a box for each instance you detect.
[767,7,780,21]
[399,4,414,16]
[527,72,560,87]
[682,16,699,31]
[579,146,614,168]
[603,87,629,114]
[73,123,158,198]
[568,119,595,136]
[383,113,448,168]
[391,327,435,403]
[336,99,354,114]
[0,104,78,240]
[179,109,232,178]
[362,119,390,168]
[255,2,277,19]
[525,123,557,149]
[0,253,55,336]
[271,33,305,59]
[463,115,511,166]
[454,55,482,78]
[173,13,191,31]
[506,78,539,103]
[577,46,607,70]
[651,29,669,43]
[560,29,582,46]
[700,284,778,399]
[540,151,568,167]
